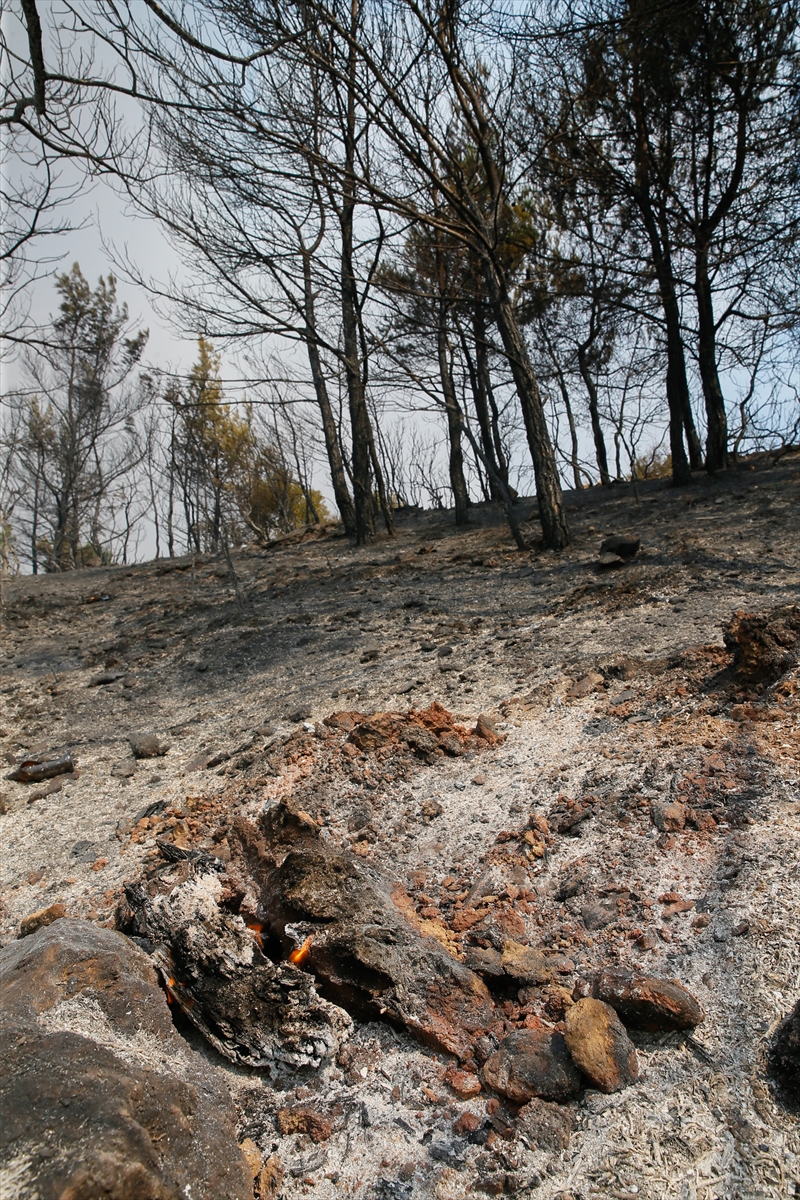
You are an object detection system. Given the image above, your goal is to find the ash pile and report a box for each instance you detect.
[108,795,710,1198]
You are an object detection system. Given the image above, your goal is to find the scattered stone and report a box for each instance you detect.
[597,552,624,569]
[128,731,170,759]
[723,605,800,681]
[582,970,704,1031]
[500,941,553,985]
[768,998,800,1112]
[0,919,252,1200]
[453,1111,482,1135]
[88,670,124,686]
[474,713,503,744]
[565,672,604,700]
[276,1107,334,1142]
[445,1067,482,1098]
[360,646,381,663]
[564,998,639,1093]
[18,903,67,938]
[438,644,455,657]
[516,1098,574,1153]
[257,1155,284,1198]
[482,1029,581,1103]
[650,799,687,832]
[600,535,640,558]
[581,898,617,931]
[111,757,137,778]
[240,1138,263,1179]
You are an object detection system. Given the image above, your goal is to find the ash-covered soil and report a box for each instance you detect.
[1,453,799,1200]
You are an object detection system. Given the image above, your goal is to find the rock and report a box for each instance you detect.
[19,903,67,938]
[585,970,704,1031]
[240,1138,263,1179]
[597,552,624,568]
[88,670,124,686]
[453,1111,482,1135]
[233,814,496,1060]
[111,758,137,778]
[500,940,553,985]
[439,733,464,756]
[516,1098,574,1152]
[581,898,617,930]
[0,919,252,1200]
[565,672,604,700]
[124,869,352,1069]
[650,799,686,832]
[723,605,800,681]
[464,946,505,977]
[557,862,590,900]
[474,713,503,744]
[564,998,639,1093]
[128,731,170,759]
[257,1154,284,1199]
[482,1029,581,1103]
[445,1067,482,1098]
[768,998,800,1112]
[360,645,381,663]
[600,535,640,558]
[276,1107,334,1142]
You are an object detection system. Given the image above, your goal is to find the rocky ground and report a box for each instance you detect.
[1,451,799,1200]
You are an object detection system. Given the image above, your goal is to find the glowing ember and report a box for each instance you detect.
[247,922,264,950]
[289,935,313,965]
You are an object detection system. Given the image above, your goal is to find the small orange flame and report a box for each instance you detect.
[247,922,264,950]
[289,935,313,965]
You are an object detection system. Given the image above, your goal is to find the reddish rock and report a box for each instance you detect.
[650,800,686,832]
[276,1107,334,1142]
[500,940,553,985]
[445,1067,482,1098]
[474,713,504,744]
[482,1029,581,1104]
[586,970,704,1031]
[453,1111,481,1135]
[19,903,67,938]
[564,998,639,1093]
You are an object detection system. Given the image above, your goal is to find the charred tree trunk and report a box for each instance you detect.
[695,241,728,473]
[437,317,470,525]
[577,343,611,486]
[482,263,570,549]
[302,256,356,533]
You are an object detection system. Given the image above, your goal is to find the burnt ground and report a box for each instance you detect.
[1,451,799,1199]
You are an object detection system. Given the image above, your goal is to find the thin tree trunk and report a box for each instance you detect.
[695,241,728,472]
[437,317,469,524]
[302,255,356,532]
[577,344,611,485]
[482,262,570,549]
[460,313,501,499]
[339,0,374,545]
